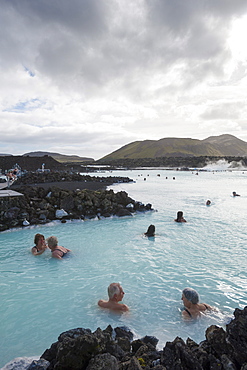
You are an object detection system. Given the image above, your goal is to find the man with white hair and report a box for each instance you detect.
[98,283,129,312]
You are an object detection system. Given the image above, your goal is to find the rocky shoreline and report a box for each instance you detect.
[0,172,153,232]
[3,306,247,370]
[11,171,134,188]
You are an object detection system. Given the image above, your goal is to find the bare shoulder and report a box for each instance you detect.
[198,303,212,311]
[182,309,191,319]
[98,299,107,308]
[120,303,129,312]
[52,251,62,259]
[60,246,70,252]
[31,247,37,255]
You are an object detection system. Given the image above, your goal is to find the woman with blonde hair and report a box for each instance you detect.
[46,236,70,259]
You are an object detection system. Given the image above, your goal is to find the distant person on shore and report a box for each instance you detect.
[232,191,240,197]
[7,167,18,181]
[206,200,211,206]
[98,283,129,312]
[12,168,18,179]
[46,236,71,259]
[174,211,187,223]
[181,287,212,319]
[144,224,155,237]
[31,233,48,255]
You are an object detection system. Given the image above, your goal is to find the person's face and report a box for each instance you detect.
[181,294,189,306]
[116,285,125,302]
[47,243,53,250]
[37,237,45,247]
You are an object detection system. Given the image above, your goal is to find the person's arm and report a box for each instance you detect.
[203,303,212,310]
[60,246,71,252]
[32,247,46,255]
[98,299,105,307]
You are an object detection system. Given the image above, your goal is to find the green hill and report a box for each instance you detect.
[100,134,247,160]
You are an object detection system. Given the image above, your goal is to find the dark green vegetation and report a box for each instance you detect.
[99,134,247,161]
[0,155,66,172]
[24,151,94,163]
[96,156,247,168]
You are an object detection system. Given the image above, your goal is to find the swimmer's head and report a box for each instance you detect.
[46,236,58,249]
[108,283,123,299]
[34,233,45,245]
[145,224,155,236]
[182,287,199,304]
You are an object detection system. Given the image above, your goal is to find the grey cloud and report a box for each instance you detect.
[200,102,243,120]
[147,0,247,33]
[2,0,107,35]
[2,0,245,96]
[1,0,247,158]
[0,123,135,159]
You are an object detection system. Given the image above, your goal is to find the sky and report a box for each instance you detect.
[1,0,247,160]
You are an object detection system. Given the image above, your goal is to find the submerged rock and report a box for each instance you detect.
[1,356,39,370]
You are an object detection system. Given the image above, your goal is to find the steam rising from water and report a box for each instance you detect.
[203,159,247,171]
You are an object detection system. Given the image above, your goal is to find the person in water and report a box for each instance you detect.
[232,191,240,197]
[31,233,48,255]
[174,211,187,222]
[206,200,211,206]
[46,236,70,259]
[144,224,155,237]
[181,287,212,319]
[98,283,129,312]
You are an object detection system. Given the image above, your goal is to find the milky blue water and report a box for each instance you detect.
[0,168,246,367]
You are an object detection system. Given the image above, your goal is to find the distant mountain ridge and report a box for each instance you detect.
[100,134,247,160]
[23,151,94,163]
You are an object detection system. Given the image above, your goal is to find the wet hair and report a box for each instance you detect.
[108,283,120,299]
[34,233,45,245]
[182,287,199,304]
[145,224,155,237]
[176,211,183,219]
[46,236,58,249]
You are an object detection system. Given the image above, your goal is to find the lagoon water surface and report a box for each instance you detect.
[0,169,246,366]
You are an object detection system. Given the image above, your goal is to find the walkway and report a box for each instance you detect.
[0,189,23,197]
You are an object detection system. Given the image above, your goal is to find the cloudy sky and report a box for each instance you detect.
[1,0,247,160]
